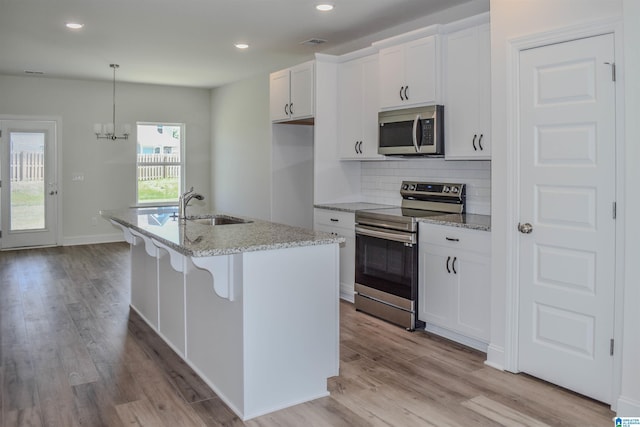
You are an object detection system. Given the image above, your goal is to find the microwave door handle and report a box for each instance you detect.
[412,114,421,152]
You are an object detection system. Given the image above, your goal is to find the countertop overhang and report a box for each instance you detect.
[101,207,344,257]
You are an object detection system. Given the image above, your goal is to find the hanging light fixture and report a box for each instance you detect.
[94,64,131,140]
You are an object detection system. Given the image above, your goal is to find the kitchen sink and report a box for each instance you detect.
[186,215,252,225]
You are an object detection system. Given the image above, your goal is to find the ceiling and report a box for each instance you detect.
[0,0,474,88]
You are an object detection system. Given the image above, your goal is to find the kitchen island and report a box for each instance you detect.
[101,207,343,421]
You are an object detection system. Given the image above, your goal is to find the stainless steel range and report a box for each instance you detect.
[354,181,466,330]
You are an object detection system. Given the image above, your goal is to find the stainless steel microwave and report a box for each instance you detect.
[378,105,444,156]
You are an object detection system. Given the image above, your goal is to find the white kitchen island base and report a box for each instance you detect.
[126,231,340,420]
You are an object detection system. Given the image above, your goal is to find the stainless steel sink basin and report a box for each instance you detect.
[186,215,252,225]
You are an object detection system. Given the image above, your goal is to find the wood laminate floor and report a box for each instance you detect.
[0,243,615,426]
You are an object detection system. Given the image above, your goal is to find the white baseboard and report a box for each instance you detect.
[485,343,506,371]
[616,395,640,417]
[63,233,125,246]
[340,285,355,303]
[424,323,488,353]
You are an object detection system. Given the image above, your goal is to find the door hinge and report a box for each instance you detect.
[610,338,615,356]
[605,62,616,82]
[612,201,617,219]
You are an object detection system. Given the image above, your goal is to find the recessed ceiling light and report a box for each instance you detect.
[316,4,334,11]
[235,43,249,49]
[66,22,84,30]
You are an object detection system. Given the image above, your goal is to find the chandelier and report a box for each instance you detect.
[94,64,131,140]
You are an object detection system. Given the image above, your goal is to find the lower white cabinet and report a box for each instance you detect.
[314,208,356,301]
[418,222,491,349]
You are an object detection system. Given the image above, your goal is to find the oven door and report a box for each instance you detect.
[354,225,417,301]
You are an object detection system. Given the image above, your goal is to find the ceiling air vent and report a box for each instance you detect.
[301,38,327,46]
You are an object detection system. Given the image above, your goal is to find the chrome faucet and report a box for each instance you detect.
[178,187,204,221]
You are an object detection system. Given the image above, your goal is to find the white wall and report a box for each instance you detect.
[490,0,639,414]
[0,74,211,245]
[620,0,640,416]
[210,74,271,220]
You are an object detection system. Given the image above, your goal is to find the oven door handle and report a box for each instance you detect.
[355,225,416,245]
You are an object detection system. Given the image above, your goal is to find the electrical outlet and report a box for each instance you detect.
[72,173,84,182]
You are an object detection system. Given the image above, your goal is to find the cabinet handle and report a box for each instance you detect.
[404,86,409,100]
[358,141,363,154]
[472,134,477,151]
[478,134,484,151]
[289,103,294,115]
[446,256,451,274]
[452,257,457,274]
[354,141,359,154]
[284,104,289,115]
[330,218,339,222]
[445,237,459,242]
[399,86,404,100]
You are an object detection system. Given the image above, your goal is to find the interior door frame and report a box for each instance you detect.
[503,18,625,406]
[0,114,63,249]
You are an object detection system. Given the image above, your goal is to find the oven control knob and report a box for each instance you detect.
[451,186,459,194]
[409,184,416,191]
[402,184,408,190]
[443,186,450,193]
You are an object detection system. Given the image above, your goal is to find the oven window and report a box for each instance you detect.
[355,234,416,300]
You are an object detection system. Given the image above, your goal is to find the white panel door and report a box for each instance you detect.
[0,120,58,248]
[518,33,616,404]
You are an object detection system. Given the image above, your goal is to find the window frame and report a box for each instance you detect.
[135,122,185,207]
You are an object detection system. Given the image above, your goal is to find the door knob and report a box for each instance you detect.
[518,222,533,234]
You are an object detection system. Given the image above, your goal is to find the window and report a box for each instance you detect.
[136,123,184,205]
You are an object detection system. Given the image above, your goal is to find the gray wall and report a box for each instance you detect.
[210,74,272,220]
[0,74,211,244]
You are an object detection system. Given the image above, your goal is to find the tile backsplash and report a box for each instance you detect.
[361,158,491,215]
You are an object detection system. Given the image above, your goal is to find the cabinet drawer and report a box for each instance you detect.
[419,222,490,254]
[314,209,355,231]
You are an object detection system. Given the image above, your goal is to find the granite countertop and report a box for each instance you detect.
[101,207,344,257]
[315,202,491,231]
[417,213,491,231]
[314,202,396,213]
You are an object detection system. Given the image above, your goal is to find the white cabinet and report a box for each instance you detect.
[444,23,491,159]
[418,223,491,348]
[338,54,384,160]
[314,208,356,301]
[378,35,440,110]
[270,60,315,122]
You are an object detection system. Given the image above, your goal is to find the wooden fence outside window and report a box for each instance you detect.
[9,152,180,182]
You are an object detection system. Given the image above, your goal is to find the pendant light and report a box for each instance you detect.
[94,64,131,140]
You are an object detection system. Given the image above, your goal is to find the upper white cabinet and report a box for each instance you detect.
[338,54,385,160]
[270,60,315,122]
[444,23,491,159]
[378,35,440,110]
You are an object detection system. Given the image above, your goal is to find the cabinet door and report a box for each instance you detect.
[314,209,356,300]
[360,55,384,159]
[444,24,490,159]
[270,68,291,121]
[338,59,364,159]
[378,44,406,109]
[476,23,491,157]
[418,243,454,325]
[453,250,491,341]
[290,61,314,120]
[404,36,438,107]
